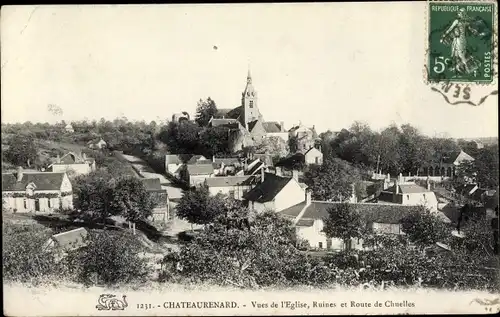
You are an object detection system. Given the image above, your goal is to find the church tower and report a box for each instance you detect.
[241,69,261,129]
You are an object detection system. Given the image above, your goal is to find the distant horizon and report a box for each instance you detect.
[1,3,497,139]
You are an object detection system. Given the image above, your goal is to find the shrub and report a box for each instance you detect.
[2,223,59,283]
[64,230,149,286]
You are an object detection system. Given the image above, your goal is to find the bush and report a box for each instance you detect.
[3,223,59,283]
[64,230,149,286]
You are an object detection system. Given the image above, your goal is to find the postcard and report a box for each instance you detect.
[1,1,499,316]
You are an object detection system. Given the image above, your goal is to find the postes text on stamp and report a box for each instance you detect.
[428,1,495,83]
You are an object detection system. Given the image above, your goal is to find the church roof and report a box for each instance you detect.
[262,122,283,133]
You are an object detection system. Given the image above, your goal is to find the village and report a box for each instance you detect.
[2,70,499,290]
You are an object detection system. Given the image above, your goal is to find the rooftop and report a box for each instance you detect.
[2,171,66,191]
[243,173,293,202]
[186,164,214,175]
[205,175,260,187]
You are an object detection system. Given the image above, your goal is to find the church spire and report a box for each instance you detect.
[247,68,252,84]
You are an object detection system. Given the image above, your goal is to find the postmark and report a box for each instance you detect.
[424,0,498,106]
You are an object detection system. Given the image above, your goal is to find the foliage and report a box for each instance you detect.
[323,202,364,249]
[303,158,360,201]
[256,136,289,157]
[110,177,155,222]
[4,134,38,168]
[175,186,229,225]
[73,171,155,222]
[288,135,299,153]
[2,222,58,283]
[195,97,218,127]
[474,145,499,188]
[400,207,451,246]
[161,210,304,287]
[64,230,149,286]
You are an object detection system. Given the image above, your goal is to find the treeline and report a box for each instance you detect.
[320,122,499,188]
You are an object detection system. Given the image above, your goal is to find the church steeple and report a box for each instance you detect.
[241,69,260,129]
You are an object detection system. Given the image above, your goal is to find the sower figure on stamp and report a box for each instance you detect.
[440,8,485,76]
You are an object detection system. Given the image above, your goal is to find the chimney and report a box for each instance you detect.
[292,169,299,182]
[16,166,23,182]
[56,154,61,163]
[395,180,400,194]
[82,153,86,160]
[305,188,312,205]
[280,121,285,132]
[261,166,265,183]
[275,166,282,176]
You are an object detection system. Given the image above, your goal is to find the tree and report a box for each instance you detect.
[288,135,299,153]
[65,230,149,286]
[475,145,499,188]
[199,126,231,157]
[73,170,116,222]
[161,210,303,287]
[256,136,289,157]
[195,97,218,127]
[176,186,226,225]
[303,158,360,201]
[322,202,364,250]
[110,177,155,222]
[400,206,451,247]
[4,134,38,167]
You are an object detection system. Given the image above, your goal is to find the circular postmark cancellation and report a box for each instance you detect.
[424,0,498,107]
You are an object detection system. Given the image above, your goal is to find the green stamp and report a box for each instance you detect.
[428,2,495,83]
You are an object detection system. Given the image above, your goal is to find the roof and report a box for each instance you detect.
[384,183,429,194]
[246,161,265,175]
[243,173,293,202]
[463,183,478,194]
[205,175,260,187]
[49,227,88,251]
[214,157,241,165]
[226,106,243,120]
[165,154,183,165]
[215,108,234,118]
[280,201,307,218]
[262,122,283,133]
[247,120,259,132]
[441,150,474,164]
[288,202,425,227]
[210,118,240,127]
[140,178,163,191]
[187,155,207,164]
[2,171,66,191]
[304,147,323,156]
[186,164,214,175]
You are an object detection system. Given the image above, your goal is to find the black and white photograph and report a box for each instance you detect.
[2,2,499,316]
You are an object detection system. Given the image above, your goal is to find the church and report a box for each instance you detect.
[208,70,289,152]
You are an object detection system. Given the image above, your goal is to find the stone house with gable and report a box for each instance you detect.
[48,152,96,176]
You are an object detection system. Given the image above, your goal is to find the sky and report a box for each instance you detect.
[1,3,498,138]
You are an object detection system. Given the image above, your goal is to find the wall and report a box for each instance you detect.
[189,174,214,187]
[52,164,91,175]
[3,191,72,212]
[266,132,289,142]
[274,180,306,212]
[208,185,254,200]
[304,149,323,165]
[401,192,438,212]
[249,200,275,213]
[372,222,402,234]
[296,219,363,250]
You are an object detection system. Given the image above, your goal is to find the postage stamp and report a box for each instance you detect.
[427,1,496,83]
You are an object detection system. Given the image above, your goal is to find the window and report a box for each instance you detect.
[23,199,28,209]
[249,100,253,108]
[406,195,410,200]
[48,199,52,208]
[423,194,426,199]
[318,242,323,249]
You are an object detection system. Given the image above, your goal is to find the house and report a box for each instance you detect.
[205,174,261,200]
[376,177,439,212]
[243,170,306,213]
[48,152,96,176]
[87,138,107,150]
[184,164,215,187]
[280,195,438,251]
[140,178,171,225]
[419,150,474,179]
[304,147,323,165]
[2,167,73,213]
[43,227,88,252]
[64,123,74,133]
[288,123,321,153]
